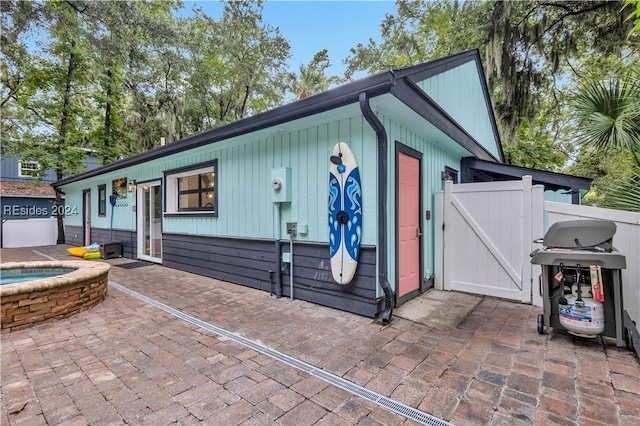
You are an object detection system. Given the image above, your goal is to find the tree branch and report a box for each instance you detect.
[0,79,21,108]
[565,57,583,80]
[526,2,612,52]
[64,0,87,15]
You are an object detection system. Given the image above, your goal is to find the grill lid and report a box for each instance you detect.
[542,220,616,250]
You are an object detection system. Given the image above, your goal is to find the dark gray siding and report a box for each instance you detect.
[280,242,378,317]
[1,197,58,219]
[65,225,137,259]
[163,233,379,317]
[1,155,101,184]
[163,233,276,291]
[65,225,83,247]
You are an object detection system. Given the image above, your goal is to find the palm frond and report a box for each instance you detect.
[572,71,640,160]
[600,166,640,212]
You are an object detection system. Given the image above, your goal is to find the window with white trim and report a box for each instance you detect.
[164,160,217,215]
[18,160,41,178]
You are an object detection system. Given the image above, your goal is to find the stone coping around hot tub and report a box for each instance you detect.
[0,261,111,296]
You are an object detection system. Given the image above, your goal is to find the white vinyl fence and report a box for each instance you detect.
[1,217,58,248]
[435,177,640,328]
[545,201,640,329]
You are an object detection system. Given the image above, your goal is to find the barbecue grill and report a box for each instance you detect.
[531,219,627,347]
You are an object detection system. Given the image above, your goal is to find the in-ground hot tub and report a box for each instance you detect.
[1,261,111,333]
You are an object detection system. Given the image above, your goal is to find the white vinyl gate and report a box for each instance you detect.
[434,177,544,303]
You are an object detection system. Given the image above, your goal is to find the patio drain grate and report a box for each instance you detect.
[108,280,454,426]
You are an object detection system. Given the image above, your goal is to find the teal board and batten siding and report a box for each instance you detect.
[61,113,379,245]
[415,61,501,159]
[62,177,137,233]
[60,111,384,315]
[379,112,461,290]
[158,114,378,243]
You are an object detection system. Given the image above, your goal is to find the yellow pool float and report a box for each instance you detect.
[67,243,100,258]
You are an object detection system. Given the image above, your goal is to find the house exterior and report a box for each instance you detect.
[0,151,99,248]
[52,50,591,321]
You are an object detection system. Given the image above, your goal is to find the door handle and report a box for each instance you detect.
[416,227,422,237]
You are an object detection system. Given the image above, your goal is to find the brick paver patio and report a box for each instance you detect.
[1,245,639,425]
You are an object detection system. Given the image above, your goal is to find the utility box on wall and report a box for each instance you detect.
[271,167,292,203]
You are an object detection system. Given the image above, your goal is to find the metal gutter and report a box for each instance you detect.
[359,92,394,324]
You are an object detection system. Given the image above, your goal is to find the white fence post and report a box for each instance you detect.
[442,180,453,291]
[521,176,532,303]
[434,191,444,290]
[531,184,545,307]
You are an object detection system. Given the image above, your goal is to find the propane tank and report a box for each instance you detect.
[558,280,605,338]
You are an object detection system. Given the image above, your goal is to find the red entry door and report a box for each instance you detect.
[83,190,91,246]
[398,152,421,298]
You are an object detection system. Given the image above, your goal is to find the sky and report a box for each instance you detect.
[183,0,398,78]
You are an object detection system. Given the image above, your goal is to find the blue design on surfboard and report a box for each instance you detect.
[328,173,341,258]
[344,169,362,261]
[328,141,362,285]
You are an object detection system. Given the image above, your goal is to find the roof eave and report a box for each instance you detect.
[461,158,593,190]
[396,49,506,162]
[390,78,498,162]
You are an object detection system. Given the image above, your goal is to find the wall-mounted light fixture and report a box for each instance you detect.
[127,180,137,193]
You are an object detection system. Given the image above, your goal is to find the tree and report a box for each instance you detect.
[344,0,636,147]
[211,0,290,122]
[287,49,342,99]
[79,1,179,163]
[181,1,291,134]
[570,68,640,211]
[573,69,640,166]
[2,0,295,169]
[1,1,41,151]
[2,1,97,243]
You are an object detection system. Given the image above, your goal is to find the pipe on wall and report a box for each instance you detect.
[289,235,294,301]
[274,202,283,298]
[359,91,394,324]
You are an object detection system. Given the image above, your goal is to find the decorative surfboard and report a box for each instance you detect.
[329,141,362,285]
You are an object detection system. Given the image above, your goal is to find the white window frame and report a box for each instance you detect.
[164,160,217,216]
[18,160,41,178]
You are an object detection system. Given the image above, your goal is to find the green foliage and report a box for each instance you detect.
[571,68,640,166]
[569,68,640,211]
[345,0,489,78]
[2,0,296,165]
[180,1,290,134]
[568,150,639,211]
[503,127,566,171]
[623,0,640,38]
[344,0,636,147]
[287,49,343,99]
[601,166,640,211]
[3,0,637,213]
